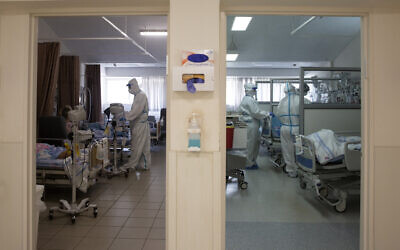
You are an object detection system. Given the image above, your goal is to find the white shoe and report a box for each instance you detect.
[287,171,298,178]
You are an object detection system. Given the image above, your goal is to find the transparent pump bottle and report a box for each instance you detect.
[188,113,201,152]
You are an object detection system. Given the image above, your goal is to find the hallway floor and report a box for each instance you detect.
[226,146,360,250]
[37,144,166,250]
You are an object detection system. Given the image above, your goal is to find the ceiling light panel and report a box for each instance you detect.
[226,54,239,61]
[232,17,252,31]
[140,30,168,36]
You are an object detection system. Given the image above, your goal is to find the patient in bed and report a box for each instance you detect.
[305,129,361,165]
[36,143,69,160]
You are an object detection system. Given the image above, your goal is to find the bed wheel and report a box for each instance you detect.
[319,187,328,198]
[93,208,98,218]
[239,181,248,190]
[335,200,347,213]
[299,180,307,189]
[124,172,129,178]
[49,211,54,220]
[71,215,76,224]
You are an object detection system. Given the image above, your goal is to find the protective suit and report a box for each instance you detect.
[124,78,151,170]
[276,83,310,177]
[239,83,268,169]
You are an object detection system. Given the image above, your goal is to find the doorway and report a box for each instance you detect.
[225,14,362,250]
[35,15,167,250]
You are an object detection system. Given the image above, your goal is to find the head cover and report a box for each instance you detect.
[127,78,140,95]
[303,83,310,95]
[284,83,296,94]
[244,82,257,98]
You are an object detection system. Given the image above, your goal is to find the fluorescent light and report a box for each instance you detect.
[226,54,239,61]
[140,30,168,36]
[232,17,252,31]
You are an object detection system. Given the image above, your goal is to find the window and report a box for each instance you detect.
[101,76,166,118]
[226,76,271,111]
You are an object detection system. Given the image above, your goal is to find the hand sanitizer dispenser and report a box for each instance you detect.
[188,113,201,152]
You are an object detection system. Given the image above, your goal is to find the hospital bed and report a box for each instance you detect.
[36,139,107,193]
[295,135,361,212]
[261,114,286,171]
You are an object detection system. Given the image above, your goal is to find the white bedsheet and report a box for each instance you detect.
[306,129,361,165]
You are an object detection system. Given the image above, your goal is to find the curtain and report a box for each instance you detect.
[140,76,167,115]
[37,42,60,117]
[85,65,101,122]
[58,56,80,112]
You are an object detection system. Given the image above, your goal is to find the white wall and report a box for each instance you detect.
[38,18,71,55]
[304,109,361,135]
[367,10,400,250]
[168,0,224,249]
[0,14,33,250]
[333,33,361,67]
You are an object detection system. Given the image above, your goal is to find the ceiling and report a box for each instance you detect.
[226,15,360,68]
[39,15,168,63]
[39,15,360,68]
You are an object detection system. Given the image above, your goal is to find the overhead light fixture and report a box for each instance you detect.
[140,30,168,36]
[226,54,239,61]
[232,17,252,31]
[290,16,319,36]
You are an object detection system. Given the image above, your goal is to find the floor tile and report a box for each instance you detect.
[124,217,155,228]
[38,224,64,237]
[74,237,114,250]
[53,225,92,238]
[117,227,150,239]
[137,202,162,210]
[41,237,82,250]
[108,239,145,250]
[130,209,158,218]
[97,194,120,201]
[96,216,127,227]
[148,228,165,240]
[143,239,166,250]
[118,195,143,202]
[112,201,138,209]
[104,208,133,217]
[37,236,52,249]
[152,218,165,228]
[156,210,165,218]
[140,196,164,203]
[94,200,115,209]
[86,226,121,238]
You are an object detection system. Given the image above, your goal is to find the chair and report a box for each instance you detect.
[148,115,161,144]
[37,116,68,146]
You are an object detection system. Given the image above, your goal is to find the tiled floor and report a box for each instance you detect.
[38,144,166,250]
[225,146,360,250]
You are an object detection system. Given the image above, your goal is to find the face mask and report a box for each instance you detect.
[128,87,135,95]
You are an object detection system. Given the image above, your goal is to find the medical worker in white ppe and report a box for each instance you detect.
[124,78,151,170]
[277,83,310,178]
[239,82,269,170]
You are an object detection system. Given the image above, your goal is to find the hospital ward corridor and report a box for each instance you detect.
[224,15,361,250]
[225,147,360,250]
[37,144,166,250]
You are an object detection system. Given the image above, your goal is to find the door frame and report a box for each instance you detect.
[220,8,371,250]
[26,7,169,249]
